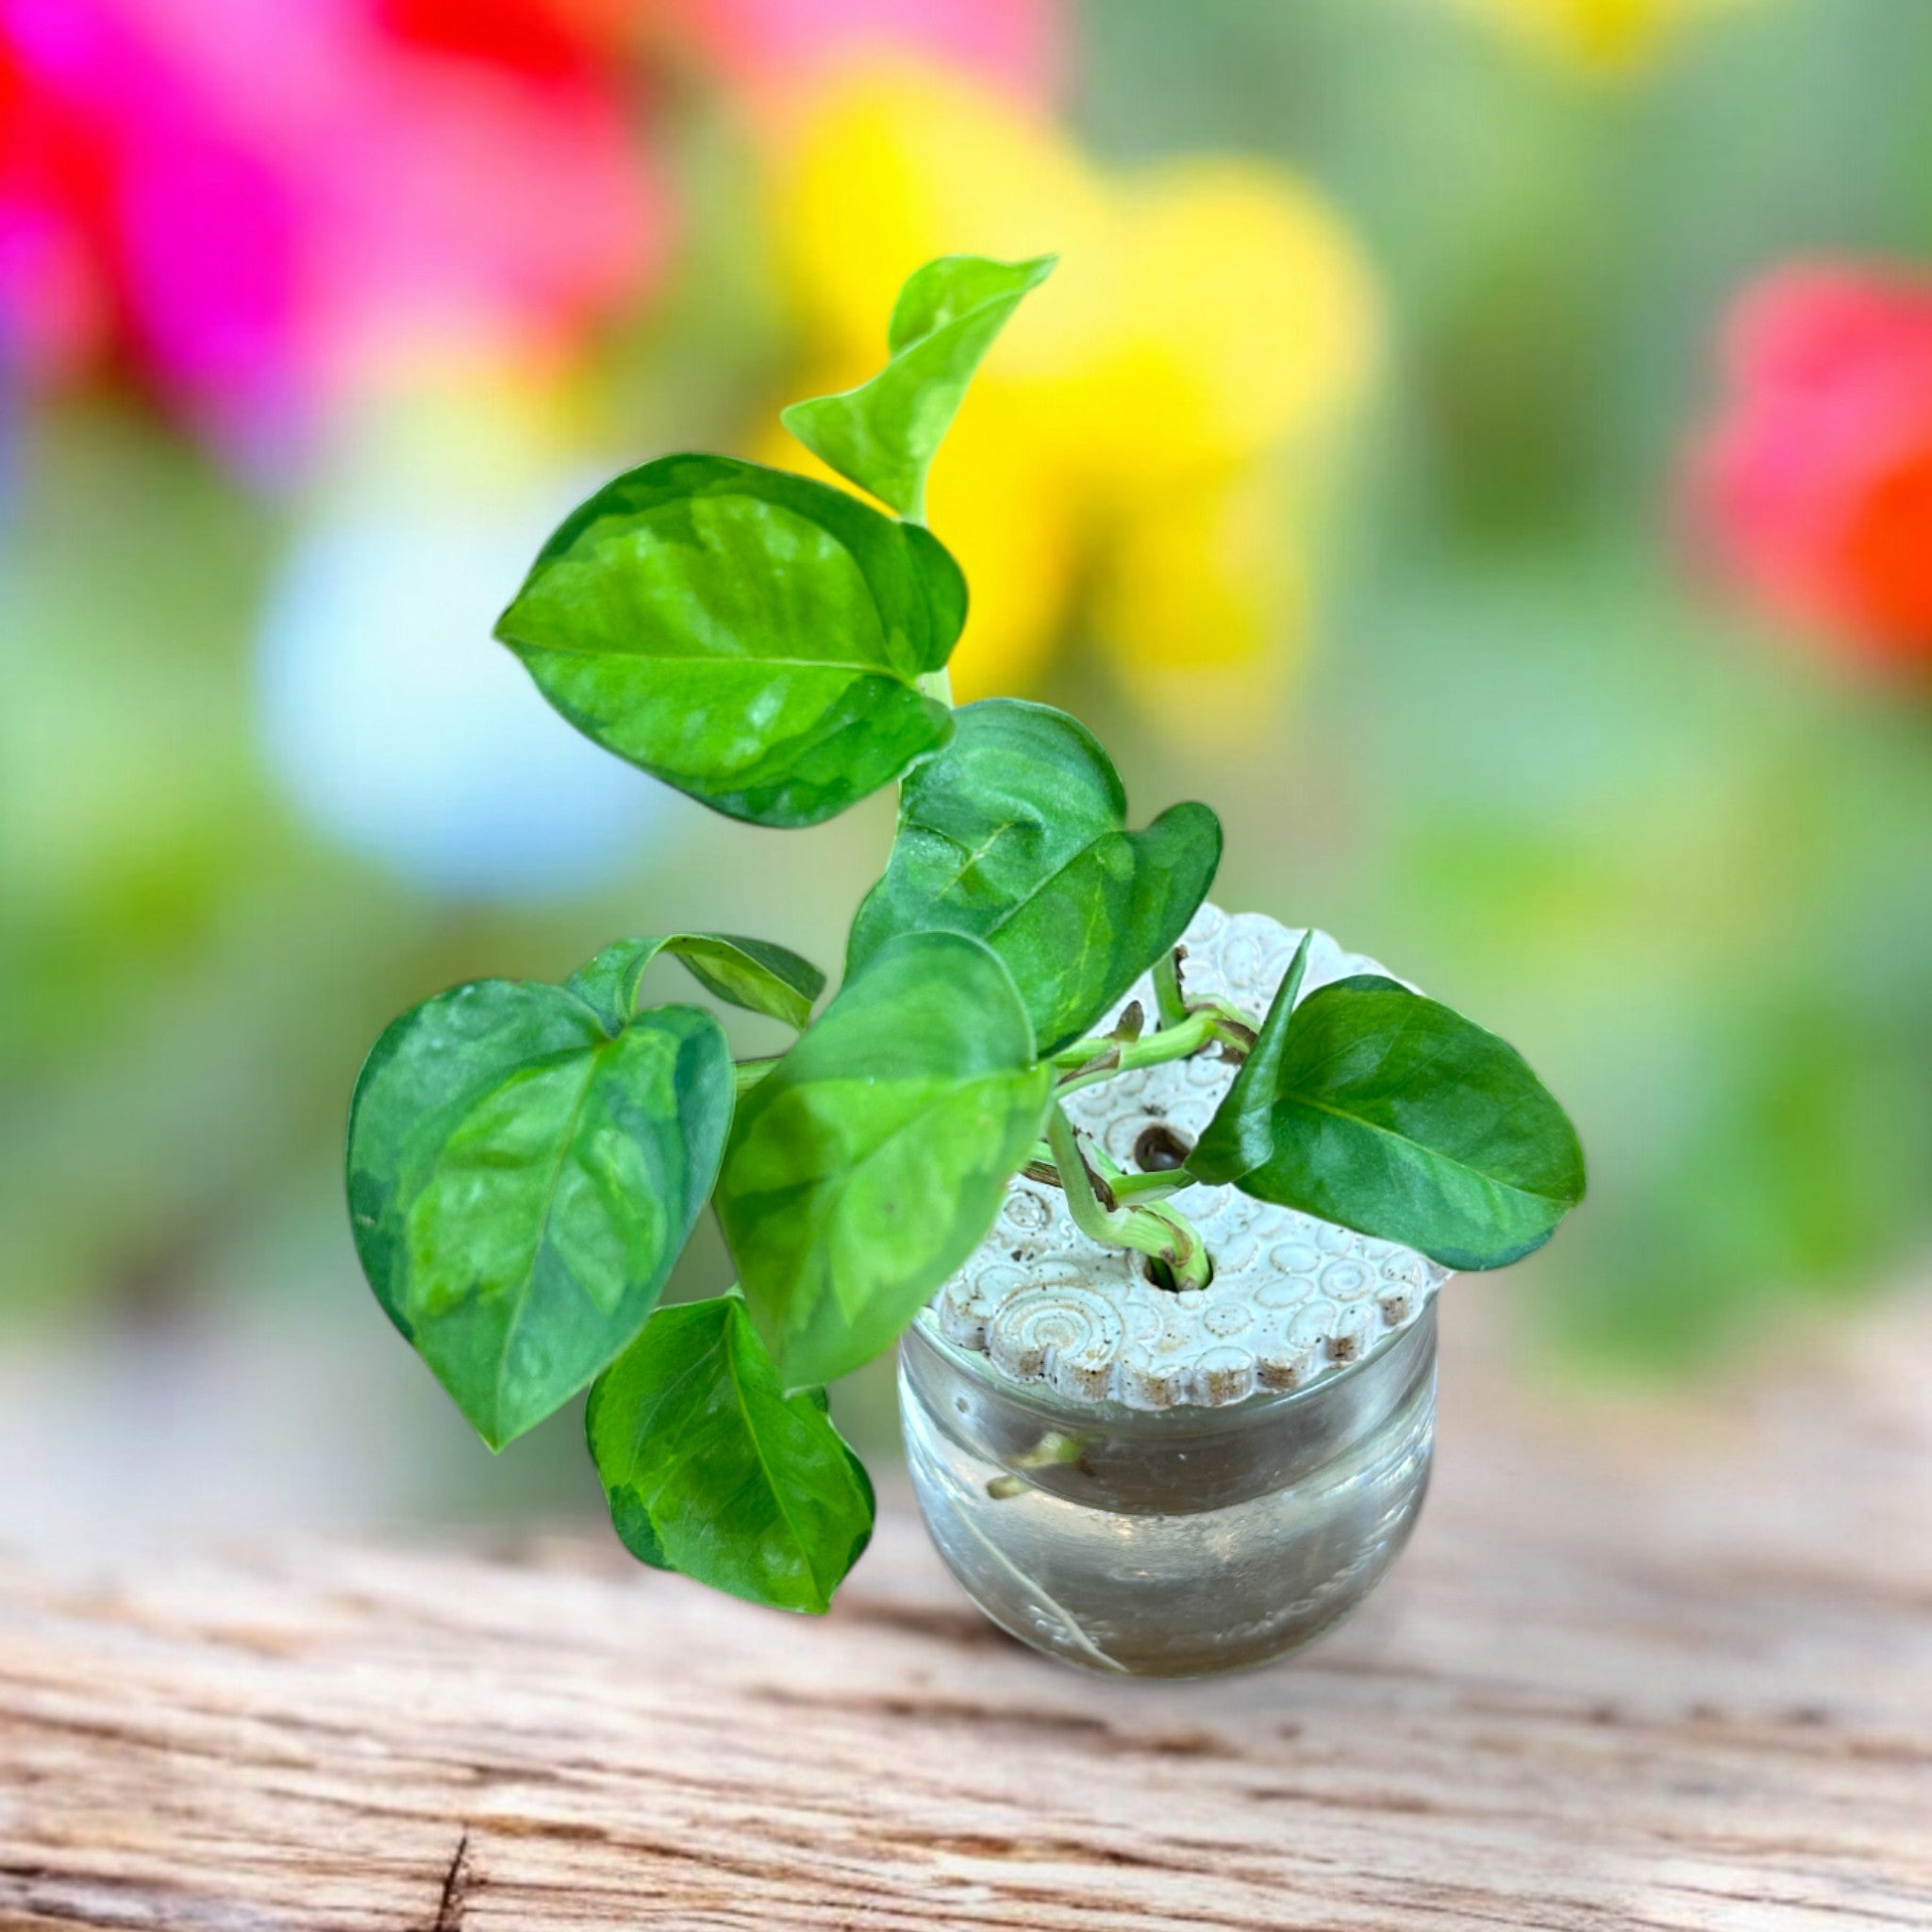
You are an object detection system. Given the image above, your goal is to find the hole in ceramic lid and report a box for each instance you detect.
[1133,1123,1192,1171]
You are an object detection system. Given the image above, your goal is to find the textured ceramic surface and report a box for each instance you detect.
[928,905,1451,1410]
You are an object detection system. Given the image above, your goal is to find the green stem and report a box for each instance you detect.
[1024,1145,1179,1201]
[1108,1168,1186,1201]
[917,666,954,707]
[1184,994,1258,1047]
[733,1058,779,1096]
[1050,1036,1114,1069]
[1140,1203,1213,1290]
[1045,1105,1210,1290]
[1056,1008,1235,1095]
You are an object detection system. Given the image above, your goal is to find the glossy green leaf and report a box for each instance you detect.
[346,974,733,1448]
[845,699,1222,1056]
[495,455,966,828]
[1224,976,1586,1270]
[782,253,1056,520]
[1187,929,1313,1187]
[716,931,1053,1389]
[587,1294,874,1613]
[566,934,825,1034]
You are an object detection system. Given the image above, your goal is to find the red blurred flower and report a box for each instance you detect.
[1691,259,1932,675]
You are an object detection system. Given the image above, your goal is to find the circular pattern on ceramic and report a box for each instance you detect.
[930,905,1451,1411]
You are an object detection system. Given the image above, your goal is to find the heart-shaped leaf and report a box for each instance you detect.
[566,934,825,1035]
[782,254,1056,521]
[496,455,965,828]
[716,930,1053,1389]
[1222,975,1586,1270]
[347,973,733,1448]
[587,1295,874,1613]
[845,699,1222,1056]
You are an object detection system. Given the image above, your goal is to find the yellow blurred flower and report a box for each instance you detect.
[1452,0,1759,70]
[750,62,1379,733]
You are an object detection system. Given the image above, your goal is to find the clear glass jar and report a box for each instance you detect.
[899,1301,1437,1677]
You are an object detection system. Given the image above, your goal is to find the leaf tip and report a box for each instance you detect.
[491,601,540,662]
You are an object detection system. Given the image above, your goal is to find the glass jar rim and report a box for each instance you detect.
[907,1296,1436,1439]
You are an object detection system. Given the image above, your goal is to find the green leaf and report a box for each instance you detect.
[845,699,1222,1056]
[781,254,1055,521]
[346,974,733,1448]
[495,455,966,828]
[1187,929,1313,1187]
[716,931,1053,1389]
[1221,975,1587,1270]
[587,1295,874,1613]
[566,934,825,1034]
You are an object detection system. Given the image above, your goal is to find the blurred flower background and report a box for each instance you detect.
[3,0,1928,1544]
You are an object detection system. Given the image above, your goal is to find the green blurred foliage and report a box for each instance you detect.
[3,0,1929,1441]
[1319,547,1932,1367]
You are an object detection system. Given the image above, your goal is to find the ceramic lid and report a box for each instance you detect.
[926,905,1450,1410]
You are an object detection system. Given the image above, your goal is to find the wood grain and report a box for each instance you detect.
[2,1300,1928,1932]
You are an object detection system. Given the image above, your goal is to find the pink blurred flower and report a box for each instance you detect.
[679,0,1059,103]
[0,0,1059,465]
[1690,259,1932,675]
[0,0,666,463]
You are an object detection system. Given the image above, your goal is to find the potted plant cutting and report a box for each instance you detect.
[346,255,1585,1673]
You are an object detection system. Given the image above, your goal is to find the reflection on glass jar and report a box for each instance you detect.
[899,1302,1437,1677]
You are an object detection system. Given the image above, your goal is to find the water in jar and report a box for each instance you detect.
[898,1305,1437,1677]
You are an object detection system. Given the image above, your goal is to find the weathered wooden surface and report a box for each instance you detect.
[3,1300,1929,1932]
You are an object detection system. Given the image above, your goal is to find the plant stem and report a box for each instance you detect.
[1045,1105,1211,1290]
[1030,957,1257,1285]
[917,667,954,707]
[1056,1008,1237,1095]
[1023,1147,1179,1201]
[1108,1168,1187,1201]
[1181,994,1258,1049]
[733,1058,779,1096]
